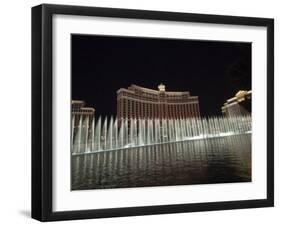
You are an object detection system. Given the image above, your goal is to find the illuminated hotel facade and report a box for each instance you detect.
[71,100,95,145]
[117,84,200,120]
[72,100,95,116]
[221,90,251,117]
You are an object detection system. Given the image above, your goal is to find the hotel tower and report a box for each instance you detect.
[117,84,200,120]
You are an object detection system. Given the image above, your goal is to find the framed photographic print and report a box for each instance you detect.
[32,4,274,221]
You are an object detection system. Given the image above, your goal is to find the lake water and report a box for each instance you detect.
[71,134,251,190]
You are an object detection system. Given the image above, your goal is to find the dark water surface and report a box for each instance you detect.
[71,134,251,190]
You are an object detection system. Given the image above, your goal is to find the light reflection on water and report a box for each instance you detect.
[71,134,251,190]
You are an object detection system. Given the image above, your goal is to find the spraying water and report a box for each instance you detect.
[71,115,251,155]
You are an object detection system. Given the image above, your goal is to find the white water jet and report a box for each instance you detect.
[71,115,252,155]
[108,116,113,150]
[95,117,101,151]
[113,118,118,149]
[90,117,95,152]
[84,116,89,152]
[102,117,107,150]
[76,115,82,153]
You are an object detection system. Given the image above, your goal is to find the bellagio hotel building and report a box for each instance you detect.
[117,84,200,120]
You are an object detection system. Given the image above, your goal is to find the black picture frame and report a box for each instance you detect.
[32,3,274,222]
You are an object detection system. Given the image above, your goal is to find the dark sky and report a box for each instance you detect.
[72,34,251,117]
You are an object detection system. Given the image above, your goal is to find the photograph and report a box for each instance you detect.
[30,3,274,221]
[70,34,252,190]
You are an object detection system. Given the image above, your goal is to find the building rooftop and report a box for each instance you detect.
[222,90,252,109]
[72,100,85,105]
[117,84,191,96]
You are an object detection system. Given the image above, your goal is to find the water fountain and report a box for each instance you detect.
[71,115,251,155]
[72,132,252,190]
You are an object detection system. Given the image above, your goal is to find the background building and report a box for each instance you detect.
[72,100,95,118]
[71,100,95,145]
[117,84,200,120]
[221,90,251,117]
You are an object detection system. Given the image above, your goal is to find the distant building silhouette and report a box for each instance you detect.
[117,84,200,120]
[221,90,251,117]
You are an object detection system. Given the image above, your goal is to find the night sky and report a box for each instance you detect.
[72,35,251,117]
